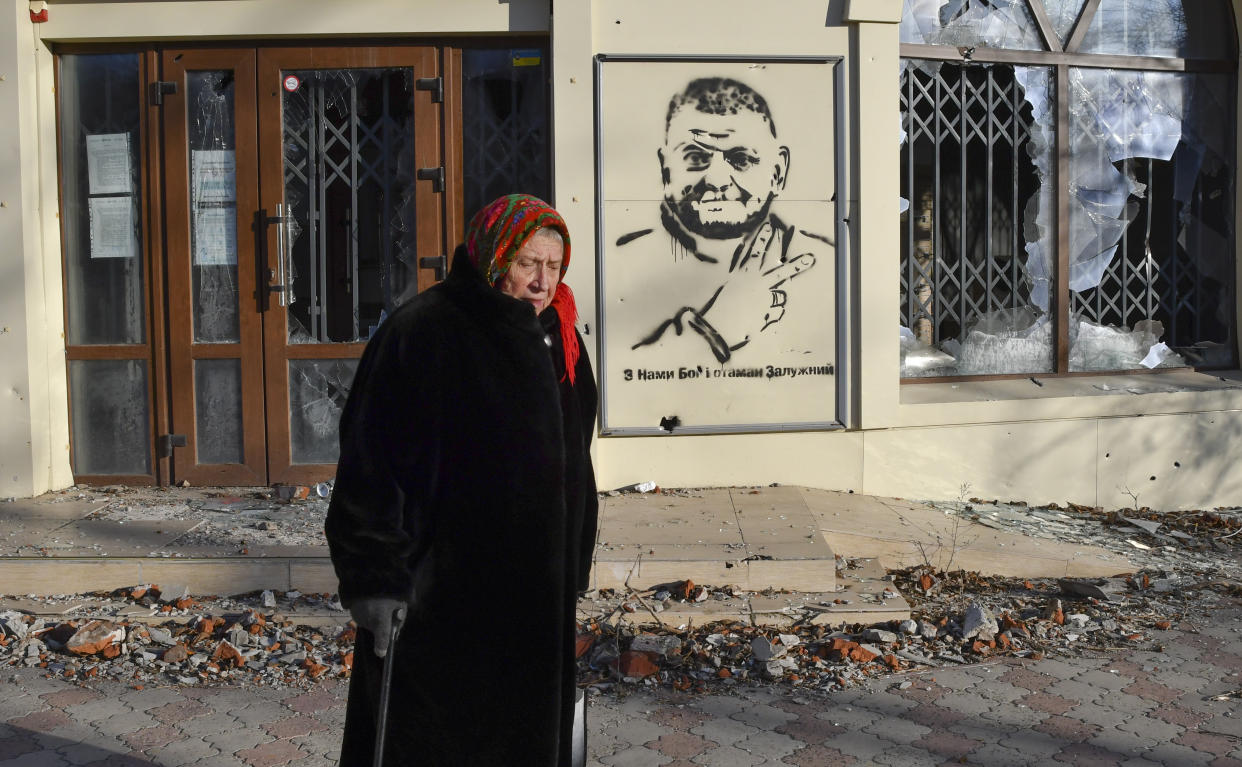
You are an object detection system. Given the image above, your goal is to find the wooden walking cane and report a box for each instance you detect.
[372,608,405,767]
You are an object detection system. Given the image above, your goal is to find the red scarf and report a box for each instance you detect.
[464,194,579,384]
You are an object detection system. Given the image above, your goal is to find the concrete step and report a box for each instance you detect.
[587,558,909,629]
[0,555,338,597]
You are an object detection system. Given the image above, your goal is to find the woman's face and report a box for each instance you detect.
[498,233,563,314]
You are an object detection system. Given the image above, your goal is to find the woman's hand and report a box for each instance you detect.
[349,597,409,657]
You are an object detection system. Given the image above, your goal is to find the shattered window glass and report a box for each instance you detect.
[900,0,1045,50]
[1042,0,1088,45]
[288,359,358,465]
[280,69,418,344]
[1067,70,1236,369]
[899,0,1236,378]
[1079,0,1234,60]
[900,62,1054,376]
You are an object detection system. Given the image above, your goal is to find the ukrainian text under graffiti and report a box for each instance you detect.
[621,364,834,382]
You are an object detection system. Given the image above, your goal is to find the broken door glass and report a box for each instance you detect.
[188,70,241,343]
[280,68,418,344]
[288,359,358,465]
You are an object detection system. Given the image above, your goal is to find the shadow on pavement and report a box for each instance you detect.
[0,722,159,766]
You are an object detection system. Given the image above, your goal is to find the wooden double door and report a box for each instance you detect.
[160,47,456,485]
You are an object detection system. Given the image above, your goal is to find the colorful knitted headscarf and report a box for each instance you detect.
[464,194,580,384]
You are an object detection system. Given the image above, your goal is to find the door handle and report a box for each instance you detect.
[260,203,292,308]
[419,254,447,281]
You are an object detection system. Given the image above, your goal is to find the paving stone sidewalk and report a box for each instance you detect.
[3,606,1241,767]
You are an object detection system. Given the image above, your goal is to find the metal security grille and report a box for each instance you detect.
[281,69,417,343]
[1069,156,1225,349]
[900,62,1039,347]
[461,51,550,218]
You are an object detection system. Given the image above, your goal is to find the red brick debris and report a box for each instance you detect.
[576,567,1207,694]
[0,586,353,688]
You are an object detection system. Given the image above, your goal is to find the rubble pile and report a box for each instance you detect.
[0,587,352,689]
[576,569,1220,694]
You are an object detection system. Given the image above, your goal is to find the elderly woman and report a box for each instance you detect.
[325,194,598,766]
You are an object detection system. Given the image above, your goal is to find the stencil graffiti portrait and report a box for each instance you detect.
[596,57,843,433]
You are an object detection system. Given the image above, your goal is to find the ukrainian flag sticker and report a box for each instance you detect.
[512,49,542,67]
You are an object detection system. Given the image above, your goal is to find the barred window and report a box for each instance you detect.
[899,0,1237,378]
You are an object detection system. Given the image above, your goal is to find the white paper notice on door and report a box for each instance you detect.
[191,150,238,265]
[194,207,238,266]
[192,150,236,203]
[85,133,133,195]
[88,196,139,259]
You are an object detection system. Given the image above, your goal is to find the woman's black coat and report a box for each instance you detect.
[325,247,598,766]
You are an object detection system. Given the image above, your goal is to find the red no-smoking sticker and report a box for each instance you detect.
[282,75,301,93]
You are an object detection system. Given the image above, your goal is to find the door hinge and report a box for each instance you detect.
[415,76,443,103]
[148,81,178,106]
[158,433,187,458]
[419,254,447,281]
[417,166,445,193]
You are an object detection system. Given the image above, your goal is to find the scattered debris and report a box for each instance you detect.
[608,481,658,495]
[574,564,1235,695]
[0,587,350,689]
[931,498,1242,582]
[17,485,334,552]
[7,484,1241,697]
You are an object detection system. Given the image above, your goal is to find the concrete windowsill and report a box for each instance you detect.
[892,368,1242,427]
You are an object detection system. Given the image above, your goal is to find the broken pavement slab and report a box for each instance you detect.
[801,487,1134,577]
[593,486,837,593]
[751,558,912,627]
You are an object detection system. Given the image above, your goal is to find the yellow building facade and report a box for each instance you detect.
[2,0,1240,510]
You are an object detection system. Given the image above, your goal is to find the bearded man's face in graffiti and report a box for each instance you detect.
[660,107,790,240]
